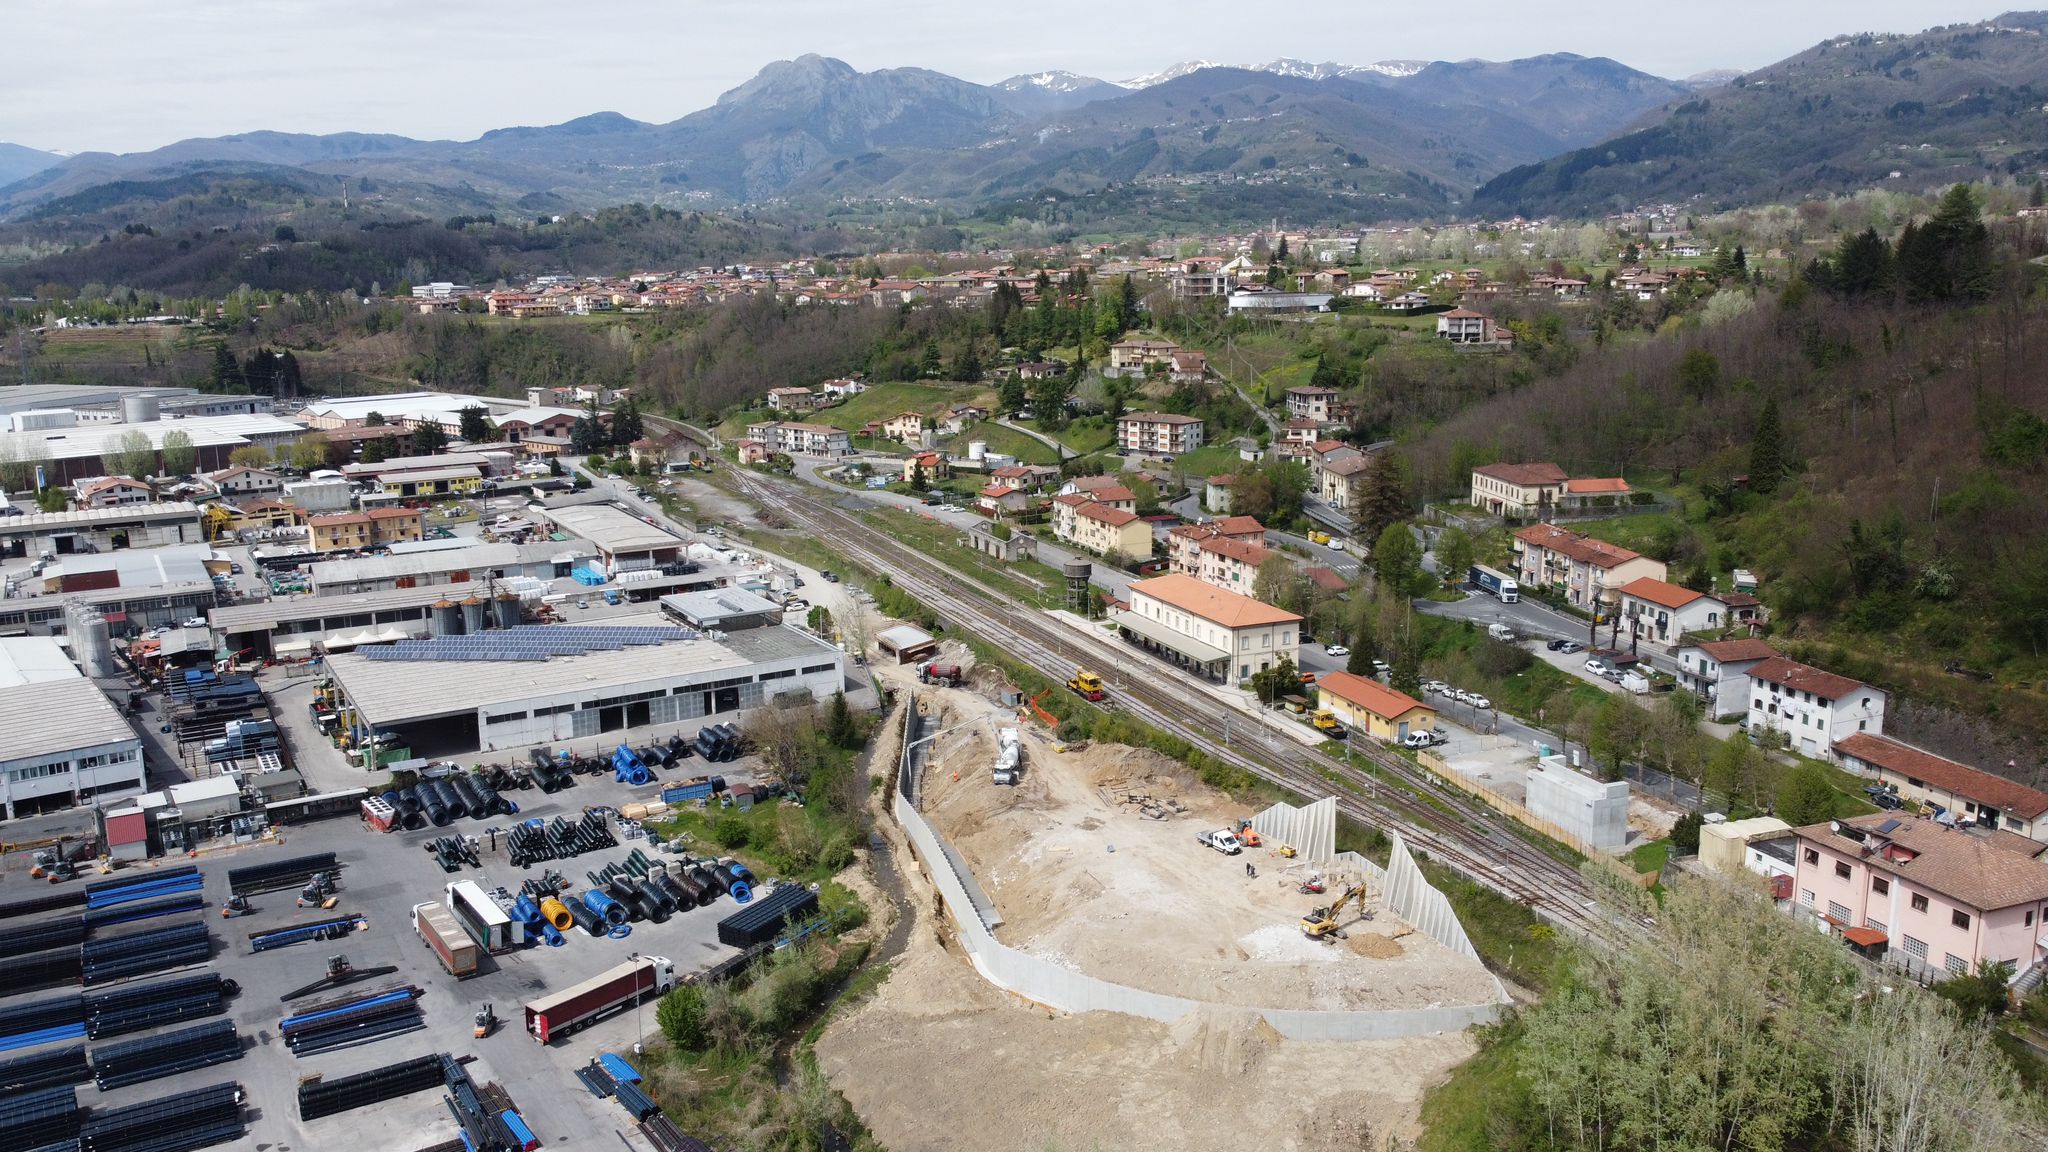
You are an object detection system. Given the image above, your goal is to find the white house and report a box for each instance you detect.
[1617,576,1727,645]
[1674,638,1779,719]
[1746,657,1886,759]
[1116,412,1204,456]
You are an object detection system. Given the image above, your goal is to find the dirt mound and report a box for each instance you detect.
[1164,1004,1285,1076]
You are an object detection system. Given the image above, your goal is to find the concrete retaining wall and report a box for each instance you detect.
[893,697,1506,1042]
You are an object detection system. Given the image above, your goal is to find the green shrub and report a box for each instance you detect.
[712,813,752,849]
[656,984,708,1050]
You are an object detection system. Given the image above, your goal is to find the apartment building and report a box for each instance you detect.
[306,507,425,553]
[1793,812,2048,984]
[1674,638,1779,719]
[1116,412,1204,456]
[1286,386,1342,423]
[1512,523,1666,610]
[1167,517,1266,574]
[1470,463,1569,518]
[1617,576,1729,645]
[1746,657,1886,758]
[744,420,851,457]
[1315,452,1374,511]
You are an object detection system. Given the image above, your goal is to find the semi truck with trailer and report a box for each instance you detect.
[414,901,480,977]
[446,880,515,954]
[523,955,677,1043]
[1468,564,1520,603]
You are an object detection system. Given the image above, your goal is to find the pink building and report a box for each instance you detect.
[1792,812,2048,985]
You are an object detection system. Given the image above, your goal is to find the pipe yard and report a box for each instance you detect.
[0,739,812,1152]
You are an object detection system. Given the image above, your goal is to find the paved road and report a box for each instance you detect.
[994,417,1072,462]
[1165,493,1361,580]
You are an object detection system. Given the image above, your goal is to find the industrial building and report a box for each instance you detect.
[659,587,783,631]
[0,502,205,558]
[1523,755,1629,851]
[0,384,262,427]
[309,540,587,595]
[33,542,214,595]
[535,504,687,575]
[319,618,848,753]
[0,414,305,485]
[0,636,145,819]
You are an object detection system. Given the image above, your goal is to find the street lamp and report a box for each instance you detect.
[628,950,643,1054]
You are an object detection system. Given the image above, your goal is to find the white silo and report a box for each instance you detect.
[120,394,161,424]
[967,440,987,463]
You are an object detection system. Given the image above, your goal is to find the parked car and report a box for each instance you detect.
[1546,638,1570,651]
[1421,679,1448,695]
[1325,644,1350,657]
[821,571,839,583]
[1557,640,1584,654]
[180,617,208,630]
[784,599,810,613]
[228,562,243,575]
[1372,660,1391,675]
[1465,694,1491,710]
[1403,731,1446,749]
[1584,658,1615,678]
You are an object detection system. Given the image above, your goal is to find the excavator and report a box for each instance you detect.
[1300,884,1370,942]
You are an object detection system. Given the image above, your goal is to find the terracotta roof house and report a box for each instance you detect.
[1836,734,2048,841]
[1747,657,1886,759]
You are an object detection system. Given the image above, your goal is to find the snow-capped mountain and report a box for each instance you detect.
[995,71,1109,94]
[1119,58,1434,88]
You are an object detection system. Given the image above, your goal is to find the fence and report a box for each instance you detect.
[895,696,1507,1041]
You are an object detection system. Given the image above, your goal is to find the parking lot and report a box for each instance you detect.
[2,770,757,1152]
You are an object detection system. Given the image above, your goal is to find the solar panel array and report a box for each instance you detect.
[358,624,699,663]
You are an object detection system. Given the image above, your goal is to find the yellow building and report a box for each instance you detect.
[307,507,425,553]
[1315,671,1437,743]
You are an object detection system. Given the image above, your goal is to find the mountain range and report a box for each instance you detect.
[0,51,1694,223]
[1476,11,2048,216]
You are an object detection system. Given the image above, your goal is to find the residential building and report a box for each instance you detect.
[1204,475,1234,515]
[819,378,867,400]
[1111,574,1301,687]
[1116,412,1204,456]
[880,411,928,445]
[765,387,816,411]
[1280,419,1322,450]
[1470,462,1569,518]
[1512,522,1667,610]
[1052,487,1140,550]
[1167,517,1267,575]
[1169,260,1235,298]
[73,477,153,508]
[1192,534,1275,594]
[1315,452,1374,511]
[204,466,284,499]
[1746,657,1886,758]
[1435,308,1492,343]
[307,507,426,553]
[1560,476,1631,510]
[976,484,1033,518]
[1316,672,1436,743]
[1107,339,1180,373]
[735,439,770,465]
[1618,577,1728,644]
[1792,812,2048,983]
[1674,638,1779,719]
[744,421,851,458]
[1169,351,1208,383]
[902,452,948,484]
[1286,386,1342,423]
[1070,502,1151,560]
[1835,734,2048,841]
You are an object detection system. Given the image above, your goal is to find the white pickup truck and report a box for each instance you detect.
[1197,829,1243,855]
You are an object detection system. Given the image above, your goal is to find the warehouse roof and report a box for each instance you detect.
[309,541,565,587]
[0,415,304,463]
[1835,733,2048,821]
[0,502,201,531]
[324,626,752,724]
[539,504,680,555]
[0,637,80,688]
[47,544,213,588]
[0,678,139,766]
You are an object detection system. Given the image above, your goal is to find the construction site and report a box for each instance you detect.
[818,652,1506,1150]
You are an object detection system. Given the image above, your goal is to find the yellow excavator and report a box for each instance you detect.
[1300,884,1368,942]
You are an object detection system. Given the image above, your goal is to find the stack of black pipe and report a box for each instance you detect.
[0,946,82,996]
[77,1081,242,1152]
[79,921,210,987]
[281,988,423,1057]
[0,1085,80,1150]
[84,973,230,1040]
[81,894,205,931]
[0,888,89,922]
[587,866,667,924]
[527,748,574,793]
[88,1019,241,1090]
[0,1044,89,1094]
[0,919,87,960]
[694,723,743,762]
[427,836,478,873]
[225,853,338,898]
[387,788,425,830]
[297,1054,446,1122]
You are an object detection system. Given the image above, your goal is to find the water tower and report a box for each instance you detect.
[1063,560,1092,613]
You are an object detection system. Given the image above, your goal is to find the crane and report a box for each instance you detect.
[1299,883,1369,942]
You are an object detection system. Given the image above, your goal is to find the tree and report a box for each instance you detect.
[998,376,1028,415]
[1032,374,1072,433]
[112,430,156,480]
[569,403,607,455]
[1116,274,1140,334]
[1245,655,1300,706]
[1676,347,1720,400]
[1275,236,1290,263]
[1775,762,1837,826]
[1670,809,1705,854]
[1748,397,1786,495]
[1835,978,2024,1152]
[825,690,858,749]
[1898,184,1995,304]
[290,434,331,472]
[208,343,243,393]
[1433,527,1475,590]
[950,342,983,383]
[1372,522,1422,597]
[159,429,196,478]
[1353,451,1410,544]
[656,984,709,1050]
[458,406,493,444]
[1388,632,1422,697]
[1589,694,1645,781]
[276,350,302,398]
[228,445,272,469]
[909,462,928,492]
[365,411,387,427]
[1344,620,1377,675]
[359,436,392,465]
[608,397,643,446]
[919,339,942,378]
[411,421,449,456]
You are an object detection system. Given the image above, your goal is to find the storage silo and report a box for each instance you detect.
[430,599,462,637]
[493,591,522,631]
[69,608,118,680]
[460,596,487,635]
[967,440,987,463]
[120,394,161,424]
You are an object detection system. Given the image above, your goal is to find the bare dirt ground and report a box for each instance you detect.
[912,686,1500,1012]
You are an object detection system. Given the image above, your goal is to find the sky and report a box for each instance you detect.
[0,0,2015,155]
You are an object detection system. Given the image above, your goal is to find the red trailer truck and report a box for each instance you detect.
[414,901,480,978]
[523,955,676,1044]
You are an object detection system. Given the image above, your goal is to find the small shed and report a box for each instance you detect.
[876,624,937,664]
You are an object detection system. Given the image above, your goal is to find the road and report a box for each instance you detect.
[1165,492,1362,582]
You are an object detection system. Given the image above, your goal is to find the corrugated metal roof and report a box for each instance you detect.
[0,637,80,688]
[0,678,139,766]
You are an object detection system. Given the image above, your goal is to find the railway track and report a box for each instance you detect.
[730,468,1644,950]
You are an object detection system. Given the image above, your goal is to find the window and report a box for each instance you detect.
[1803,848,1819,865]
[1945,954,1968,976]
[1858,720,1867,731]
[1828,901,1852,923]
[1951,909,1971,930]
[1910,894,1929,913]
[1834,862,1852,879]
[1800,889,1815,906]
[2027,910,2036,928]
[1866,917,1887,934]
[1239,637,1250,652]
[1872,877,1889,896]
[1902,935,1928,960]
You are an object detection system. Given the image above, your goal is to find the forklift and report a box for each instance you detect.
[221,895,254,918]
[474,1004,497,1039]
[296,873,338,909]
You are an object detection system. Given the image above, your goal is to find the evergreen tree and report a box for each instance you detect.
[920,339,942,378]
[1748,397,1786,495]
[1902,184,1995,303]
[277,350,302,398]
[609,397,643,446]
[458,406,493,444]
[998,376,1028,415]
[569,402,607,454]
[411,421,449,456]
[209,342,243,393]
[1372,522,1422,597]
[826,690,857,748]
[1116,273,1140,334]
[1276,236,1290,263]
[1344,621,1377,676]
[950,343,982,383]
[2032,180,2045,208]
[1354,451,1410,544]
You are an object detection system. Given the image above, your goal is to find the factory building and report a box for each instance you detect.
[319,618,848,754]
[0,503,205,560]
[0,637,145,819]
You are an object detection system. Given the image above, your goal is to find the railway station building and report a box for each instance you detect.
[1109,574,1301,688]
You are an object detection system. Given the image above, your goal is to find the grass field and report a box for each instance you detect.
[809,382,995,431]
[1030,415,1115,456]
[943,420,1059,465]
[1169,443,1248,481]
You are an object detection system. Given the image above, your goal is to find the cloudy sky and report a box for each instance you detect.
[3,0,2010,154]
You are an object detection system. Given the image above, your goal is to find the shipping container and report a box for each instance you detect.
[414,902,480,977]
